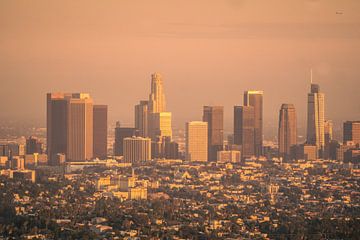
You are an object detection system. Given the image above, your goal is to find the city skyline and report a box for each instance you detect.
[0,2,359,238]
[1,1,360,139]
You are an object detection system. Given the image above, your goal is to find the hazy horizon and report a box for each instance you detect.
[1,0,359,139]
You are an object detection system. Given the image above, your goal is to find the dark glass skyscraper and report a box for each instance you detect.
[26,136,43,154]
[93,105,108,159]
[343,121,360,145]
[278,104,297,160]
[244,91,263,156]
[114,122,138,156]
[47,93,69,163]
[234,106,255,159]
[203,106,224,161]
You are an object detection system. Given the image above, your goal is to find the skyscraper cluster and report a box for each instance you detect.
[45,72,359,165]
[47,93,107,164]
[113,73,175,162]
[233,91,264,160]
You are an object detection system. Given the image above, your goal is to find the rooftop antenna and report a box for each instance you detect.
[310,68,313,84]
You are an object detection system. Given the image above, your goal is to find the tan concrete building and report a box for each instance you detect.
[67,94,93,161]
[149,112,172,140]
[186,121,208,162]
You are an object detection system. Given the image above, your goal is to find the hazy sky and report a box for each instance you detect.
[1,0,359,139]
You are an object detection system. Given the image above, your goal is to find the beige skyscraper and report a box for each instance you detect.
[186,121,208,162]
[149,73,166,113]
[135,100,149,137]
[244,90,263,156]
[123,137,151,163]
[67,94,93,161]
[150,112,172,140]
[278,104,297,160]
[307,83,325,157]
[146,73,173,143]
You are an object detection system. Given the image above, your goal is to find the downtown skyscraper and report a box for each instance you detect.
[278,104,297,160]
[203,106,224,161]
[47,93,94,163]
[149,73,166,113]
[234,106,255,159]
[244,91,263,156]
[186,121,208,162]
[147,73,172,141]
[47,93,69,163]
[66,93,94,161]
[93,105,108,159]
[306,83,325,157]
[343,121,360,145]
[135,100,149,137]
[114,121,137,156]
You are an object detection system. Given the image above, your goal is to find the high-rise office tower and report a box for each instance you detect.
[47,93,95,163]
[343,121,360,145]
[306,83,325,157]
[324,120,333,159]
[244,90,263,156]
[26,136,43,154]
[67,93,93,161]
[203,106,224,161]
[148,73,166,113]
[93,105,108,159]
[135,100,149,137]
[47,93,70,162]
[114,122,137,156]
[278,104,297,160]
[123,137,151,163]
[186,121,208,162]
[146,73,172,140]
[234,106,255,159]
[149,112,172,140]
[324,120,333,144]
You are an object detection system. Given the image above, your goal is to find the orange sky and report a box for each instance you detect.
[0,0,359,139]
